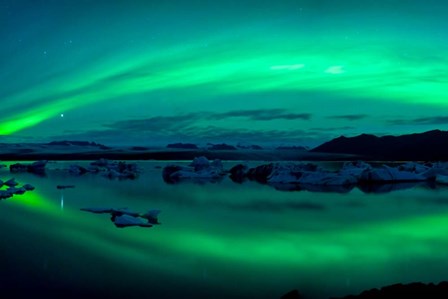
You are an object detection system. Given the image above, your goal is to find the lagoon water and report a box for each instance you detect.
[2,161,448,298]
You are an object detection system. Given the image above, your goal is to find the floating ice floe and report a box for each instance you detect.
[4,178,18,187]
[0,179,35,199]
[80,207,161,228]
[163,156,226,183]
[56,185,75,189]
[10,160,47,175]
[22,184,35,191]
[163,158,448,193]
[68,159,139,179]
[359,165,427,182]
[435,174,448,185]
[227,160,448,193]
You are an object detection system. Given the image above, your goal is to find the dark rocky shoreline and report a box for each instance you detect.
[281,281,448,299]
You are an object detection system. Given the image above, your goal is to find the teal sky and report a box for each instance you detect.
[1,0,447,147]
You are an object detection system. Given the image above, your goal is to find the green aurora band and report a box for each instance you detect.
[1,0,447,143]
[1,37,447,135]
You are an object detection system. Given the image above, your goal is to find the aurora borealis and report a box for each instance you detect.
[1,0,447,146]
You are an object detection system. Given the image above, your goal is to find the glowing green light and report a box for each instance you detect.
[1,33,447,135]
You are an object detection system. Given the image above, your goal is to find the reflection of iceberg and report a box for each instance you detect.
[357,182,428,194]
[270,183,302,192]
[300,183,356,194]
[271,183,355,193]
[80,207,161,228]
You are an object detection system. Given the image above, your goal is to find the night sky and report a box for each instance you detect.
[1,0,447,147]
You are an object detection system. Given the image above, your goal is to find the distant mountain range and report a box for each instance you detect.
[47,140,110,149]
[311,129,448,161]
[3,130,448,161]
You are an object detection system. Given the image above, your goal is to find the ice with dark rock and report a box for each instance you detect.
[67,159,139,179]
[189,156,210,171]
[112,214,154,228]
[397,162,430,174]
[81,207,116,214]
[229,163,249,182]
[360,165,427,182]
[4,178,18,187]
[57,185,75,189]
[68,164,89,175]
[90,158,110,167]
[0,190,13,199]
[163,157,226,183]
[22,184,35,191]
[7,187,26,195]
[339,161,372,178]
[81,207,161,228]
[9,160,47,174]
[141,209,161,224]
[0,179,35,199]
[246,163,275,183]
[435,174,448,185]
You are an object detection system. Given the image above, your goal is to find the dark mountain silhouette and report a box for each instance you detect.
[237,144,263,150]
[47,140,110,149]
[311,129,448,161]
[166,143,198,149]
[207,143,237,150]
[276,145,308,151]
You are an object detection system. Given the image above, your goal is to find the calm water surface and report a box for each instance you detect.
[1,161,448,299]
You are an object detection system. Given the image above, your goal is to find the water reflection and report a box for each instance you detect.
[271,182,356,193]
[2,161,448,299]
[167,174,438,195]
[357,181,432,194]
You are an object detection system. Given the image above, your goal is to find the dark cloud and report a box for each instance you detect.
[388,116,448,126]
[104,113,201,131]
[327,114,368,121]
[50,123,328,147]
[209,109,312,121]
[310,126,355,131]
[184,125,323,142]
[103,109,312,133]
[0,134,40,143]
[48,108,322,146]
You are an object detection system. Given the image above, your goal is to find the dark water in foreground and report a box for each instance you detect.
[1,161,448,299]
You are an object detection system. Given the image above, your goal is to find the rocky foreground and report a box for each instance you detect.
[280,281,448,299]
[0,178,35,199]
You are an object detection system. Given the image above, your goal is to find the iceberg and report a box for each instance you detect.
[80,207,161,228]
[163,156,225,183]
[360,165,427,182]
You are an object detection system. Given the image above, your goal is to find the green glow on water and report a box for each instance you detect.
[9,188,448,273]
[2,169,448,299]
